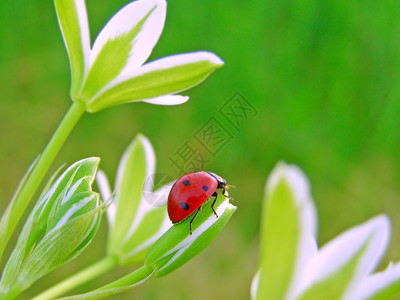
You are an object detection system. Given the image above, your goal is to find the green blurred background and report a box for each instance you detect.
[1,0,400,299]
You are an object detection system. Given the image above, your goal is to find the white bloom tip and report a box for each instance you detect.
[203,51,224,66]
[142,95,189,106]
[266,162,307,193]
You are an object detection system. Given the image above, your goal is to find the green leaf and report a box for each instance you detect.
[86,52,224,112]
[67,202,102,261]
[145,194,236,277]
[54,0,90,99]
[0,156,39,262]
[108,135,147,255]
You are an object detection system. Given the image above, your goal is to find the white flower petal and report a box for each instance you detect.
[112,51,224,85]
[251,271,261,300]
[143,181,175,207]
[96,170,112,201]
[55,0,91,96]
[75,0,91,70]
[123,215,172,259]
[348,261,400,299]
[123,196,161,242]
[96,170,115,226]
[141,95,189,106]
[86,51,223,112]
[91,0,166,72]
[297,215,390,299]
[141,135,156,193]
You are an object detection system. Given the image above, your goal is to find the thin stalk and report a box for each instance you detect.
[32,256,118,300]
[0,101,86,262]
[96,265,153,291]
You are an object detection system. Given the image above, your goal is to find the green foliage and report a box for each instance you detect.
[0,156,39,262]
[145,193,236,277]
[2,0,400,298]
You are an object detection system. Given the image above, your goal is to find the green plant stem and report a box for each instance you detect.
[32,256,118,300]
[0,101,86,262]
[95,265,153,291]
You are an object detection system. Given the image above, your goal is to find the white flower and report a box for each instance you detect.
[252,162,400,300]
[55,0,224,112]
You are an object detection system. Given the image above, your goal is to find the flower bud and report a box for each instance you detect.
[55,0,223,112]
[0,158,102,298]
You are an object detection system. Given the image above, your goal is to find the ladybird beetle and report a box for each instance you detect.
[167,171,230,234]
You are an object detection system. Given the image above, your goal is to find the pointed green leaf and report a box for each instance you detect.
[0,156,39,262]
[67,205,102,261]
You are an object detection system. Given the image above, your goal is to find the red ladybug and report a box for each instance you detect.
[167,171,229,234]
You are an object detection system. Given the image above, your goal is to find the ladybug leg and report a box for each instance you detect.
[211,192,219,218]
[189,207,201,235]
[222,186,233,201]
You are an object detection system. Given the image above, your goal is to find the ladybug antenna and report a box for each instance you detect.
[226,184,235,189]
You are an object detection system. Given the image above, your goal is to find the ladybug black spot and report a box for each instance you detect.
[182,180,190,186]
[180,202,190,210]
[202,185,209,192]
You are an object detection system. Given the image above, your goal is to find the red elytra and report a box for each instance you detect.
[167,171,229,234]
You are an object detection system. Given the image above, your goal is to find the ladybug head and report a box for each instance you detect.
[206,171,226,189]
